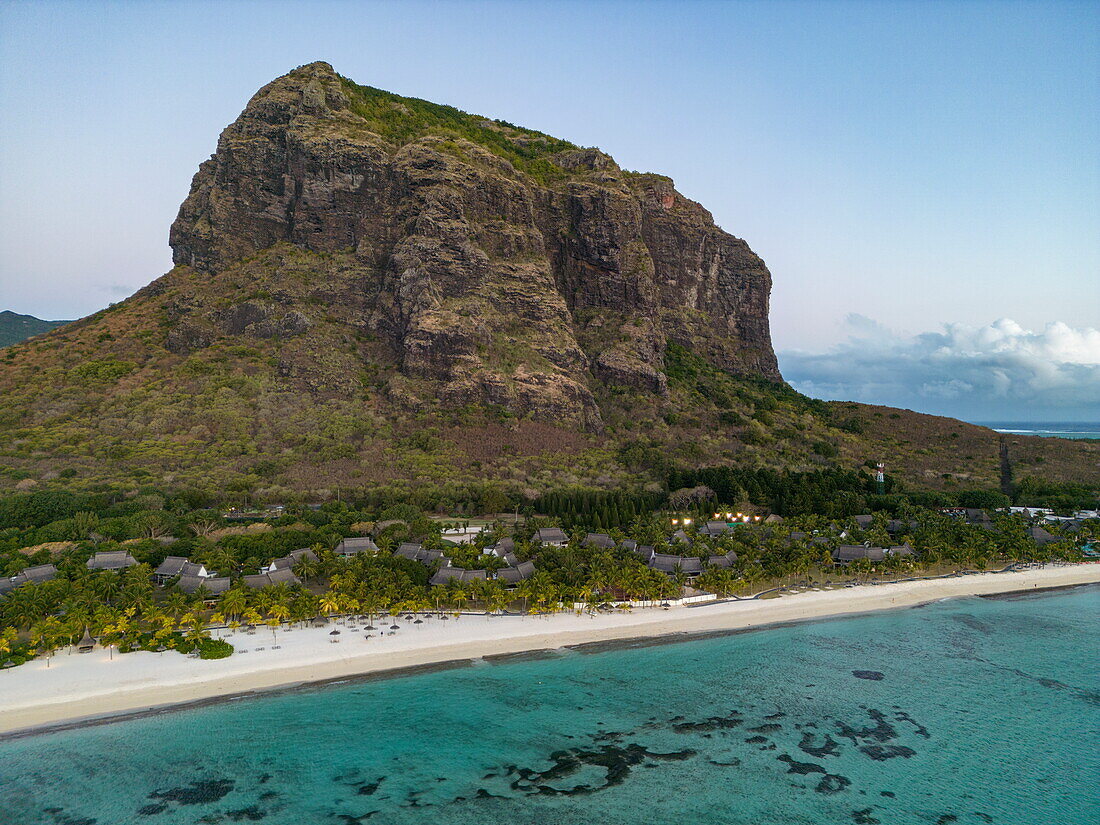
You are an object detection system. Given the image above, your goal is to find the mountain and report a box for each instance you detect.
[0,311,69,348]
[0,62,1096,497]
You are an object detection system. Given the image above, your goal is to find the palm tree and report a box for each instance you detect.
[318,592,341,619]
[219,587,248,623]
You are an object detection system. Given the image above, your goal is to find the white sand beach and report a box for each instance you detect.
[2,564,1098,736]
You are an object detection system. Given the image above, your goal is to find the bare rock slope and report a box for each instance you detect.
[169,62,779,429]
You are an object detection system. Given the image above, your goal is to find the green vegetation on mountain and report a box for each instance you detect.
[0,310,69,348]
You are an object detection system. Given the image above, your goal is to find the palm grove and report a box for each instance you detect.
[1,485,1094,668]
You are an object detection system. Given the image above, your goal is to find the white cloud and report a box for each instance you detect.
[779,316,1100,420]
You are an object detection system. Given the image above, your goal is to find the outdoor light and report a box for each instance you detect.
[683,518,692,525]
[672,519,679,525]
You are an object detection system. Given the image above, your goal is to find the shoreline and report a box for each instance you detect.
[2,564,1098,740]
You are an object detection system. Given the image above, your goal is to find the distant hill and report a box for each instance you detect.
[0,62,1096,498]
[0,311,70,348]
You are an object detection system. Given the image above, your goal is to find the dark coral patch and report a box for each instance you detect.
[357,778,384,796]
[836,710,897,745]
[860,745,916,761]
[777,754,825,775]
[815,774,852,794]
[748,723,782,734]
[799,732,841,758]
[671,712,743,733]
[506,743,695,796]
[894,711,930,738]
[852,808,881,824]
[853,671,885,681]
[226,806,266,821]
[148,778,235,805]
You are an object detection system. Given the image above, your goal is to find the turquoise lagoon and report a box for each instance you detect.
[2,586,1098,825]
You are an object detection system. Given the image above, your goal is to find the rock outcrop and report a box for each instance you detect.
[169,62,780,429]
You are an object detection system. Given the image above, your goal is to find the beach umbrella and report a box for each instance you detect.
[413,618,424,625]
[330,629,341,636]
[405,614,414,621]
[440,614,450,621]
[390,623,400,631]
[365,624,376,631]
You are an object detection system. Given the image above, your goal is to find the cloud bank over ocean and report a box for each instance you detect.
[779,316,1100,422]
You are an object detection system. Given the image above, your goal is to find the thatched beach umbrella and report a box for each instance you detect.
[413,617,424,626]
[390,623,400,631]
[77,628,96,653]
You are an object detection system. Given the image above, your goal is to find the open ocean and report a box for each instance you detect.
[1,586,1098,825]
[976,422,1100,440]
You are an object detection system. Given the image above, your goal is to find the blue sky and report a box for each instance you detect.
[0,0,1096,420]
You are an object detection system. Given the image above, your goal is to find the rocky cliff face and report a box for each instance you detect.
[169,62,780,429]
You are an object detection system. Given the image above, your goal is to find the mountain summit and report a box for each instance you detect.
[168,61,779,430]
[1,63,1095,494]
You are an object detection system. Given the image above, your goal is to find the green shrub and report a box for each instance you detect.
[198,638,234,659]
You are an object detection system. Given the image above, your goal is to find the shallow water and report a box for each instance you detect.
[2,586,1098,825]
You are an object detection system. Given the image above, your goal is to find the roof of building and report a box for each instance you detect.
[87,551,138,570]
[1027,526,1059,544]
[177,575,232,595]
[335,537,379,555]
[535,527,568,543]
[706,550,739,568]
[268,549,316,571]
[833,545,886,562]
[650,553,702,574]
[853,515,874,528]
[430,567,465,586]
[702,521,734,536]
[155,556,189,577]
[886,543,915,557]
[21,564,58,583]
[265,568,301,586]
[584,533,615,549]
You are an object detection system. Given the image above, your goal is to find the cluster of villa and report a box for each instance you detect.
[393,538,537,586]
[1,508,1088,601]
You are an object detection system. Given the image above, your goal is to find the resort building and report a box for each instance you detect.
[706,550,739,568]
[1027,526,1060,546]
[650,554,703,576]
[153,556,210,584]
[583,533,616,549]
[832,545,887,564]
[243,568,301,588]
[262,547,318,574]
[429,566,488,586]
[534,527,568,547]
[177,575,231,597]
[496,560,536,586]
[394,543,446,564]
[334,537,379,557]
[86,551,139,571]
[0,563,58,596]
